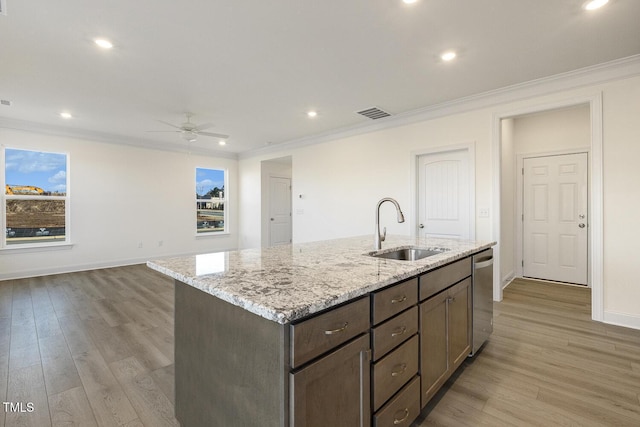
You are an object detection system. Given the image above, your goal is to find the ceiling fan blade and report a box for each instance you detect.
[198,131,230,139]
[193,122,215,131]
[156,120,182,129]
[146,130,181,133]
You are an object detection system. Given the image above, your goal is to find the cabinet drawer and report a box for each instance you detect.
[372,334,419,411]
[373,376,420,427]
[291,297,369,369]
[371,306,418,361]
[419,257,471,301]
[372,278,418,325]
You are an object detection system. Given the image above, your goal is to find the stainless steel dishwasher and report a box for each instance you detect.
[471,248,494,356]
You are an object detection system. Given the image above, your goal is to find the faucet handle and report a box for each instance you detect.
[381,227,387,242]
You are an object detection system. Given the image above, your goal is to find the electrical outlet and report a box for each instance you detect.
[138,242,143,248]
[479,208,490,218]
[158,240,163,247]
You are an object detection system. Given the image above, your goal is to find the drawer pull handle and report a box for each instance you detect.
[393,408,410,424]
[391,326,407,337]
[391,363,407,377]
[391,295,407,304]
[324,322,348,335]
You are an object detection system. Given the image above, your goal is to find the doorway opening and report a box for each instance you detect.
[495,95,604,321]
[260,156,292,247]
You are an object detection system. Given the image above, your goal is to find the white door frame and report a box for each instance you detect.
[492,93,604,322]
[516,148,590,284]
[410,142,476,240]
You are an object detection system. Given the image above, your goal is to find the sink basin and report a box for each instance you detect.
[369,247,447,261]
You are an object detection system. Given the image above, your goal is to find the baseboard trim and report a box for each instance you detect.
[502,271,515,289]
[603,310,640,331]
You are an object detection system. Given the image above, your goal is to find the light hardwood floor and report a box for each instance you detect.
[1,267,639,426]
[417,278,640,426]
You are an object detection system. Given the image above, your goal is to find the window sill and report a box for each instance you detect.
[0,242,74,254]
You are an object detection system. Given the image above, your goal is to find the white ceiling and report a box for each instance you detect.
[1,0,639,155]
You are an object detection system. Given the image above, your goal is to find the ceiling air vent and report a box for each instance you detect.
[0,99,11,106]
[356,106,391,120]
[0,0,6,16]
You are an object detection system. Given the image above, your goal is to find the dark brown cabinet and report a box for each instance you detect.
[290,334,371,427]
[419,262,472,407]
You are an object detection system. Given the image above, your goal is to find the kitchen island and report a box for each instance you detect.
[148,235,494,427]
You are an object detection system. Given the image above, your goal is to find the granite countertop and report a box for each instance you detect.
[147,235,495,324]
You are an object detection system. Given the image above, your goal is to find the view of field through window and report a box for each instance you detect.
[196,167,226,233]
[4,148,68,245]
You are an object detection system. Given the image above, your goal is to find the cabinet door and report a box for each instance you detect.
[448,278,472,370]
[419,291,448,407]
[290,334,370,427]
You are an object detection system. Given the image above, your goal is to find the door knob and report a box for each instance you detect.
[578,223,586,228]
[418,224,424,229]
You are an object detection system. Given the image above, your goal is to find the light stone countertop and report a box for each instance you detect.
[147,235,495,324]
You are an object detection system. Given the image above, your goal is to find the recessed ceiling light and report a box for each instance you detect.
[584,0,609,10]
[94,38,114,49]
[60,112,73,119]
[218,140,227,146]
[441,51,457,62]
[307,110,318,118]
[403,0,418,4]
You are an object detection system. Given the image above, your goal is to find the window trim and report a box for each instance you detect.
[2,147,71,249]
[195,167,228,236]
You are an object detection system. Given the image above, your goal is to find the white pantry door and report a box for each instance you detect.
[418,149,471,240]
[269,176,292,246]
[523,153,588,285]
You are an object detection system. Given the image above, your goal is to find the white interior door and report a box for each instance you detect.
[418,149,472,240]
[269,176,292,246]
[523,153,588,285]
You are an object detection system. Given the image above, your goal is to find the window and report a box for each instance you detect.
[3,148,69,247]
[196,167,227,234]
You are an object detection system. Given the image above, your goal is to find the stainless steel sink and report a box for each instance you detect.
[368,247,447,261]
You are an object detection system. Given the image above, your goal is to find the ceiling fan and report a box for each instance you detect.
[148,113,229,143]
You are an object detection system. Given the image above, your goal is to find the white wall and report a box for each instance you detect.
[0,129,238,279]
[601,76,640,325]
[238,74,640,330]
[239,109,494,249]
[513,105,590,154]
[500,118,515,286]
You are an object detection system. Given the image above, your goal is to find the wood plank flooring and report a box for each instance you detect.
[416,278,640,426]
[0,265,177,427]
[1,268,639,426]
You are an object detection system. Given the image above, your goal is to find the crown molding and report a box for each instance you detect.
[240,54,640,160]
[0,117,239,160]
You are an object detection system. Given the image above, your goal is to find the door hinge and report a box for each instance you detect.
[522,260,524,267]
[522,167,524,175]
[522,214,524,221]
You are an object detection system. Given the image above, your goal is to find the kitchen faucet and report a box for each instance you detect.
[374,197,405,250]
